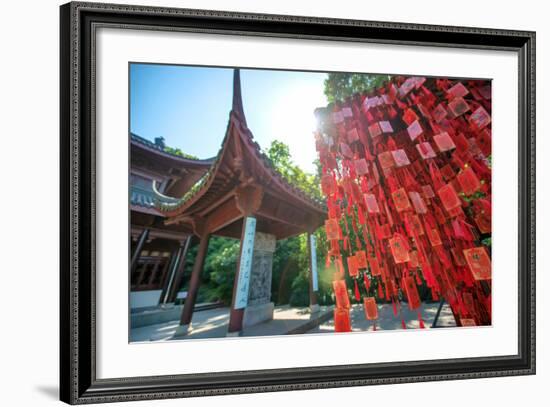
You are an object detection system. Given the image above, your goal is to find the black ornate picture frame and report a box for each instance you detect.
[60,2,535,404]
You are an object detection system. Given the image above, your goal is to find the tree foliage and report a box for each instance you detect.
[265,140,322,200]
[324,73,391,103]
[163,145,199,160]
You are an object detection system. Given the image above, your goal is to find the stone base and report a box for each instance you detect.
[243,302,274,328]
[172,323,191,338]
[309,304,320,314]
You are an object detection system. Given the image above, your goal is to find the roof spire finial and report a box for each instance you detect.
[232,69,247,127]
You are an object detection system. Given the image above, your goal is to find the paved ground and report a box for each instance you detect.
[308,301,456,334]
[130,301,456,342]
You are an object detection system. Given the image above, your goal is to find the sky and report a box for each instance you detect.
[130,64,328,173]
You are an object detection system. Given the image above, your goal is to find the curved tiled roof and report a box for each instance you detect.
[130,133,216,164]
[154,70,326,218]
[155,111,326,216]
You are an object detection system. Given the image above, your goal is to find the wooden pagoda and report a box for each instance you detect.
[158,70,327,335]
[130,134,214,308]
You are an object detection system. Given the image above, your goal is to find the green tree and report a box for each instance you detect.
[264,140,333,306]
[324,73,391,103]
[265,140,322,200]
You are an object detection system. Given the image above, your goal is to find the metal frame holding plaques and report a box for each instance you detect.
[60,2,535,404]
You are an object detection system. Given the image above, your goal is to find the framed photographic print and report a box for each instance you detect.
[60,1,536,404]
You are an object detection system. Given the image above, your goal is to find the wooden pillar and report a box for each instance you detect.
[159,239,187,305]
[130,228,149,274]
[227,185,263,335]
[228,216,257,335]
[175,233,210,334]
[307,232,320,313]
[167,236,194,303]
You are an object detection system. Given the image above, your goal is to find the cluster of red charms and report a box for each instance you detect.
[314,75,492,332]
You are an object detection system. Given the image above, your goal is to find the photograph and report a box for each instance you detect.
[128,64,492,342]
[56,2,536,404]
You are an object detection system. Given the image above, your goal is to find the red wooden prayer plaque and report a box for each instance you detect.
[433,132,456,152]
[378,151,395,169]
[368,122,382,138]
[379,120,393,133]
[325,218,340,241]
[334,307,352,332]
[457,167,481,195]
[356,250,368,269]
[416,142,437,159]
[407,120,423,141]
[392,149,411,167]
[364,193,380,213]
[437,183,461,211]
[409,191,428,214]
[463,247,492,280]
[363,297,379,320]
[389,234,410,263]
[448,96,470,117]
[347,255,360,278]
[403,276,421,310]
[333,279,351,309]
[469,106,491,130]
[392,188,412,212]
[354,158,369,175]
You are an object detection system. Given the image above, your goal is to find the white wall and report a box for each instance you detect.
[130,290,162,309]
[0,0,546,406]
